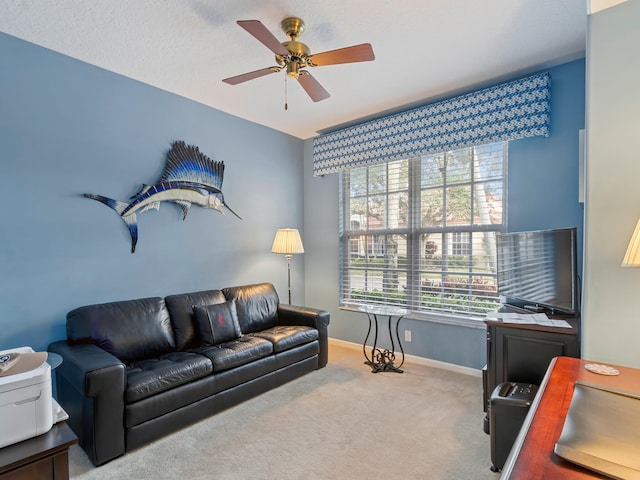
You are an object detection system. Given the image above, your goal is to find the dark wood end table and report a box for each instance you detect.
[0,422,78,480]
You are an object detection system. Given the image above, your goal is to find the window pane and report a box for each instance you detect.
[447,149,472,184]
[389,192,408,228]
[422,233,442,271]
[350,167,367,196]
[388,160,408,191]
[421,188,444,227]
[368,164,386,194]
[446,185,472,225]
[470,232,498,275]
[344,233,408,307]
[349,197,367,229]
[476,180,503,225]
[421,156,445,188]
[368,196,386,229]
[474,144,505,182]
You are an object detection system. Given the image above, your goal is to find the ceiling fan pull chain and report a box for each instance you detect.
[284,74,288,110]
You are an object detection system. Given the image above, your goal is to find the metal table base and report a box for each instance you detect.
[361,307,407,374]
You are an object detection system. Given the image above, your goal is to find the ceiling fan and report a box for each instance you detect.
[222,17,375,104]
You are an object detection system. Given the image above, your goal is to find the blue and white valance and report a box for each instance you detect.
[313,72,550,176]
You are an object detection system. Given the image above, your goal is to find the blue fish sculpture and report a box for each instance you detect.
[84,141,241,253]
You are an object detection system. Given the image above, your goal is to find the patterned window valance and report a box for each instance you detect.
[312,72,550,176]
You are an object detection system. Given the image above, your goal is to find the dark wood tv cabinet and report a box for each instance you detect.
[483,316,580,413]
[0,422,77,480]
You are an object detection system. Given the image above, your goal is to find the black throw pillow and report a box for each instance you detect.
[193,300,242,346]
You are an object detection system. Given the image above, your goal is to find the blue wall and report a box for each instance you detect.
[303,59,586,370]
[508,59,585,277]
[0,30,585,371]
[0,33,305,353]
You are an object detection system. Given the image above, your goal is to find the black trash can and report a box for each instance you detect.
[489,382,538,472]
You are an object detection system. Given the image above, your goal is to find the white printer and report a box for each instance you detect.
[0,346,53,448]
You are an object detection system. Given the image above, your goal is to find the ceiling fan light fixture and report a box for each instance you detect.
[286,61,299,79]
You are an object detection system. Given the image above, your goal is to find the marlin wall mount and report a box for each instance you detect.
[84,140,241,253]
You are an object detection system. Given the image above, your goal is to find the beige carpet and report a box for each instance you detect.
[69,341,499,480]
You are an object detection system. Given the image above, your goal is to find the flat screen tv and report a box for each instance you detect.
[496,227,578,316]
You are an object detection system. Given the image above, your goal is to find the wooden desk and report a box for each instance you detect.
[0,422,78,480]
[501,356,640,479]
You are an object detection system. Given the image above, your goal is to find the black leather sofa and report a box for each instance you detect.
[48,282,329,466]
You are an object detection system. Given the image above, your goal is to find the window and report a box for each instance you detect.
[451,232,471,256]
[339,142,506,319]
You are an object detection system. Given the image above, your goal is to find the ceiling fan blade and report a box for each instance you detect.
[222,67,277,85]
[297,73,330,102]
[309,43,375,66]
[237,20,289,56]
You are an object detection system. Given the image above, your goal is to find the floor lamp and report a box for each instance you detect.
[271,228,304,304]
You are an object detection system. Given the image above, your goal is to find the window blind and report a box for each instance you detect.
[340,143,505,318]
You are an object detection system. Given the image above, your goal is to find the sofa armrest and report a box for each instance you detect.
[277,305,330,368]
[48,341,126,466]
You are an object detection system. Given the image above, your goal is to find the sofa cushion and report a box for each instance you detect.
[193,300,242,346]
[165,290,227,351]
[222,283,279,334]
[253,326,319,353]
[126,352,213,403]
[192,336,273,372]
[66,297,175,364]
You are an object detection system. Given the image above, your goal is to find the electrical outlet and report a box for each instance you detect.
[404,330,412,342]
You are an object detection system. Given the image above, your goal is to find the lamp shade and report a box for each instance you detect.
[622,218,640,267]
[271,228,304,255]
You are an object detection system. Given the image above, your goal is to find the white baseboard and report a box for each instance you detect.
[328,337,483,378]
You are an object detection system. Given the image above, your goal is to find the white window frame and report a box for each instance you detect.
[339,142,507,321]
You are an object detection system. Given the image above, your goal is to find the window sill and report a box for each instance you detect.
[340,306,487,329]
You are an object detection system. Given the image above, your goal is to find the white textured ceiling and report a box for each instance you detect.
[0,1,586,139]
